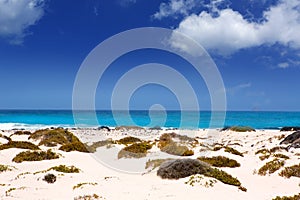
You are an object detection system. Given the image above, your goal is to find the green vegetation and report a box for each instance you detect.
[12,149,59,163]
[258,159,285,176]
[0,164,12,172]
[116,136,141,145]
[10,131,31,137]
[256,148,289,161]
[86,139,115,153]
[74,194,100,200]
[0,141,40,151]
[255,148,270,155]
[29,128,88,152]
[185,175,217,187]
[5,187,16,196]
[118,142,152,159]
[50,165,80,173]
[145,158,173,170]
[59,141,89,153]
[73,182,98,190]
[0,133,11,142]
[272,193,300,200]
[279,163,300,178]
[273,154,290,160]
[43,173,56,183]
[238,186,247,192]
[198,156,241,168]
[204,168,241,186]
[157,133,195,156]
[223,126,255,132]
[213,145,243,157]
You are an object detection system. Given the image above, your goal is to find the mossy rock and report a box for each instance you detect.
[0,141,40,151]
[118,142,152,159]
[198,156,240,168]
[12,149,59,163]
[279,163,300,178]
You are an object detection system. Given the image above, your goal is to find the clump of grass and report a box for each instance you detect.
[255,148,270,155]
[43,173,56,184]
[12,149,59,163]
[0,164,12,172]
[226,126,255,132]
[259,154,271,161]
[145,158,173,170]
[158,133,195,156]
[185,175,217,187]
[86,139,115,153]
[258,159,285,176]
[0,141,40,151]
[73,182,98,190]
[0,133,11,142]
[238,186,247,192]
[29,128,87,152]
[204,168,241,186]
[5,187,16,196]
[270,146,287,153]
[10,131,31,137]
[198,156,241,168]
[50,165,80,173]
[279,163,300,178]
[272,193,300,200]
[213,145,243,157]
[74,194,100,200]
[115,126,144,131]
[118,142,152,159]
[117,136,142,145]
[59,141,89,153]
[273,154,289,160]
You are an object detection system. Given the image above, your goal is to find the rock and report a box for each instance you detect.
[157,159,211,179]
[149,126,162,130]
[280,131,300,145]
[280,127,300,132]
[98,126,111,131]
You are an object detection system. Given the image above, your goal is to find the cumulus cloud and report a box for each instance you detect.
[0,0,45,44]
[153,0,198,19]
[170,0,300,56]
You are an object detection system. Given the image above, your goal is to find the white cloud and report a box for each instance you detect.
[226,83,251,94]
[278,62,289,69]
[170,0,300,56]
[153,0,198,19]
[0,0,45,44]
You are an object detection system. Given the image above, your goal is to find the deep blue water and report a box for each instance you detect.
[0,110,300,129]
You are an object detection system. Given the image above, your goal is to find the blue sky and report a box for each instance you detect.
[0,0,299,111]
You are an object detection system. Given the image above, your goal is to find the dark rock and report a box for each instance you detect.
[280,127,300,132]
[149,126,162,130]
[280,131,300,145]
[157,159,211,179]
[98,126,111,131]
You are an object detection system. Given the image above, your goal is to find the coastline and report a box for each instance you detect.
[0,127,299,199]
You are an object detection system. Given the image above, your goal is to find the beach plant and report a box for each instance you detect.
[185,175,217,187]
[0,133,12,142]
[85,139,116,153]
[118,142,152,159]
[258,159,285,176]
[50,165,80,173]
[213,145,243,157]
[204,168,241,186]
[73,182,98,190]
[198,156,241,168]
[272,193,300,200]
[59,141,89,153]
[273,154,290,160]
[145,158,173,170]
[12,149,59,163]
[43,173,56,184]
[222,126,255,132]
[0,164,12,173]
[74,194,100,200]
[279,163,300,178]
[115,125,145,131]
[116,136,142,145]
[9,131,31,137]
[0,141,40,151]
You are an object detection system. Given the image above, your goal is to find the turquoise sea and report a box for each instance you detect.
[0,110,300,130]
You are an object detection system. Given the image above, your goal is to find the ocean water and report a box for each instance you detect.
[0,110,300,130]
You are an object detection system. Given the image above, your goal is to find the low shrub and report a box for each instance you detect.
[0,141,40,151]
[272,193,300,200]
[258,159,285,176]
[0,134,11,142]
[86,139,115,153]
[59,141,89,153]
[160,142,194,156]
[117,136,142,145]
[12,149,59,163]
[204,168,241,186]
[73,182,97,190]
[279,163,300,178]
[198,156,240,168]
[0,164,11,172]
[224,146,243,157]
[273,154,289,160]
[10,131,31,137]
[50,165,80,173]
[227,126,255,132]
[43,173,56,184]
[74,194,100,200]
[145,158,173,170]
[118,142,152,159]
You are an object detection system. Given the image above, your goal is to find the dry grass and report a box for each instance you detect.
[12,149,59,163]
[279,163,300,178]
[258,159,285,176]
[198,156,240,168]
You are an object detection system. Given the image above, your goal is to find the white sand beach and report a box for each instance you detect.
[0,128,299,200]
